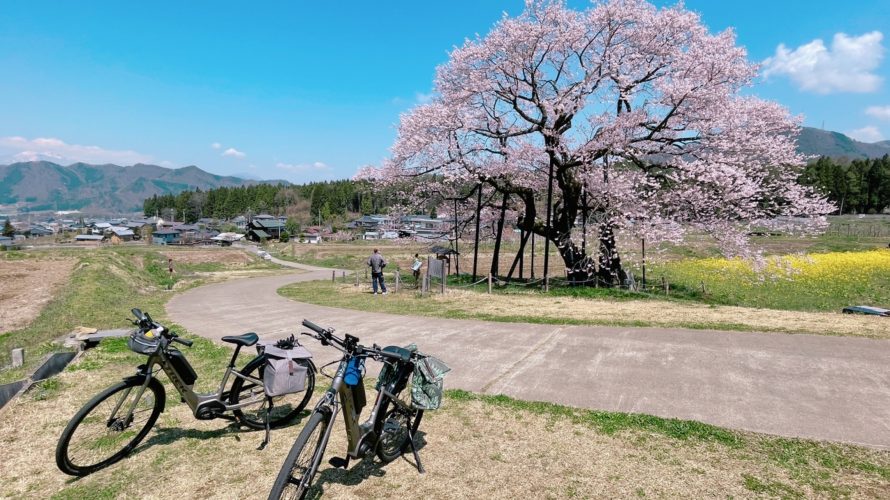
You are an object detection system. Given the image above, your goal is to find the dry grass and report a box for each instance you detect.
[1,347,887,499]
[0,257,76,334]
[286,282,890,340]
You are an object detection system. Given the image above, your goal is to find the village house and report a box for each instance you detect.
[152,228,181,245]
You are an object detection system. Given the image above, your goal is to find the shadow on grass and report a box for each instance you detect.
[130,409,312,456]
[304,431,428,499]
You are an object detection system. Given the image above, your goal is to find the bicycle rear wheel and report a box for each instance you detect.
[231,355,315,429]
[268,407,331,500]
[55,377,164,476]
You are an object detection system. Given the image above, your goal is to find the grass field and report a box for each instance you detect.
[279,279,890,339]
[1,336,887,499]
[0,246,280,383]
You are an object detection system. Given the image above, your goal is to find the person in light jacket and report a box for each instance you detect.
[367,248,387,295]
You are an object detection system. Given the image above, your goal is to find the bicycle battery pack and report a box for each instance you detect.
[168,349,198,386]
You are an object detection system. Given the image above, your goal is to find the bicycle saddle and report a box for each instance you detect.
[221,332,259,347]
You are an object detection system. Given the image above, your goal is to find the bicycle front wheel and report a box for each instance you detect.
[55,377,164,476]
[230,355,315,429]
[268,407,331,500]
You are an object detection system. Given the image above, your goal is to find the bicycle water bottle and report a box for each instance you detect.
[344,358,364,386]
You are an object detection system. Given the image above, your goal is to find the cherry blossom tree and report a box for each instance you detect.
[360,0,833,285]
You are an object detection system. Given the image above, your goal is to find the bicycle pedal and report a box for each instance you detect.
[328,456,350,469]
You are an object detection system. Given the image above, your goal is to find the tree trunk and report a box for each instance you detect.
[596,222,625,287]
[490,192,508,277]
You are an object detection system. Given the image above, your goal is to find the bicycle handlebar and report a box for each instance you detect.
[301,319,414,363]
[301,319,325,335]
[172,336,193,347]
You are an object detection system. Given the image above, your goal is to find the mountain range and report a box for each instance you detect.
[1,127,888,214]
[0,162,286,214]
[797,127,890,159]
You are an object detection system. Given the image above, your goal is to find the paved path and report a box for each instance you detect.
[167,258,890,449]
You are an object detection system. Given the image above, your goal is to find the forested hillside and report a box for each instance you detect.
[801,156,890,214]
[142,180,401,223]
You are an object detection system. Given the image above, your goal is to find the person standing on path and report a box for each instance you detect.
[368,248,387,295]
[411,253,423,288]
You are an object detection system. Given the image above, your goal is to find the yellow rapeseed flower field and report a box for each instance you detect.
[656,249,890,311]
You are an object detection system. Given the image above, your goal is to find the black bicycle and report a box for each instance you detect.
[56,308,317,476]
[268,319,444,500]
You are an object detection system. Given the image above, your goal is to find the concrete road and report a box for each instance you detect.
[167,262,890,449]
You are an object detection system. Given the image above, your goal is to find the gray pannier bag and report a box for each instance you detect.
[260,342,312,397]
[411,355,451,410]
[256,339,313,449]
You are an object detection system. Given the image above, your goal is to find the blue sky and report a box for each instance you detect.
[0,0,888,183]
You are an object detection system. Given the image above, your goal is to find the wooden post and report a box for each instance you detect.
[11,348,24,368]
[488,273,492,294]
[519,229,524,279]
[530,231,535,279]
[342,271,346,283]
[472,183,482,282]
[700,281,706,295]
[641,238,646,289]
[332,270,336,283]
[355,270,359,287]
[395,271,400,293]
[291,242,295,257]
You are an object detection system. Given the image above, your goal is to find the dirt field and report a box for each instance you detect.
[0,258,76,334]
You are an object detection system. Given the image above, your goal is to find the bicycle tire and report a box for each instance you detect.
[230,354,315,429]
[55,377,164,476]
[375,403,412,463]
[268,407,331,500]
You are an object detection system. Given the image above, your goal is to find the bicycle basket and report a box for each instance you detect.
[127,329,161,355]
[411,355,451,410]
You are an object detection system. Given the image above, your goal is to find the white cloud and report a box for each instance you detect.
[211,142,222,149]
[847,126,884,143]
[866,105,890,121]
[0,136,153,165]
[222,147,246,159]
[275,161,330,172]
[415,92,434,104]
[763,31,884,94]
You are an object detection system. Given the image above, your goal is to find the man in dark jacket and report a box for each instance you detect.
[367,248,387,295]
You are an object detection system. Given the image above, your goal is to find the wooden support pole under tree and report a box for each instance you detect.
[530,231,535,279]
[519,229,525,279]
[543,160,555,292]
[332,270,335,283]
[506,228,531,281]
[490,191,508,279]
[472,183,482,282]
[641,238,646,289]
[488,273,492,294]
[453,197,460,276]
[395,270,400,293]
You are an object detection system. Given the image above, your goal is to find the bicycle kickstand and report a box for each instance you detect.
[406,410,425,474]
[258,397,273,451]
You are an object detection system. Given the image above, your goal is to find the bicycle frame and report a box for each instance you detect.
[134,339,268,420]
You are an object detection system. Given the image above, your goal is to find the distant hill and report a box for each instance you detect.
[797,127,890,159]
[0,161,286,213]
